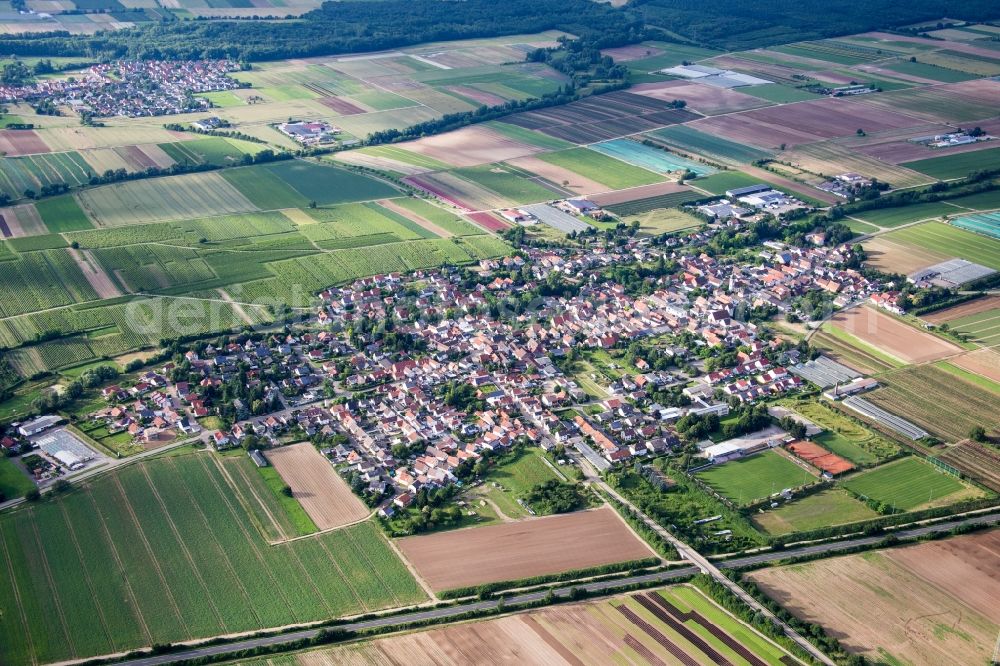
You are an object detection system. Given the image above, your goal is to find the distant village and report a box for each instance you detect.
[3,220,899,513]
[0,60,242,118]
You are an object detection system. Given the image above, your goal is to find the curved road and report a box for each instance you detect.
[113,510,1000,666]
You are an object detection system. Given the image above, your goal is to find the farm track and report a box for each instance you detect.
[139,465,230,632]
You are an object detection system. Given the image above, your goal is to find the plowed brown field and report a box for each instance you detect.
[267,442,370,530]
[396,507,655,592]
[749,530,1000,666]
[829,305,960,364]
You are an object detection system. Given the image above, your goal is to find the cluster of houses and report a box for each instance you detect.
[93,371,200,443]
[817,172,874,198]
[0,60,241,117]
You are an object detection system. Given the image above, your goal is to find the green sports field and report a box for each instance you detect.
[0,451,425,666]
[696,450,816,505]
[752,489,877,536]
[902,147,1000,180]
[536,148,663,190]
[879,221,1000,270]
[842,457,969,511]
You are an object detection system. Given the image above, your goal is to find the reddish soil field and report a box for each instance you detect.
[396,507,655,592]
[589,181,692,206]
[403,174,476,210]
[378,198,451,237]
[0,129,50,156]
[786,440,854,475]
[923,295,1000,324]
[465,211,510,232]
[446,85,508,107]
[507,155,608,195]
[740,98,922,140]
[317,97,367,115]
[689,114,823,150]
[631,81,769,115]
[115,144,159,170]
[829,305,961,364]
[267,442,370,530]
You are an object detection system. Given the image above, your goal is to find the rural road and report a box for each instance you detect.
[110,510,1000,666]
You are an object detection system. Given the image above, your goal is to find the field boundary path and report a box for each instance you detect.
[75,510,1000,666]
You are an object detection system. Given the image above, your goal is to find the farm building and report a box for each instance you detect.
[17,414,62,437]
[725,184,771,198]
[278,121,340,145]
[701,427,783,463]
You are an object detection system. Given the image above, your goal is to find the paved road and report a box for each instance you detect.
[111,510,1000,666]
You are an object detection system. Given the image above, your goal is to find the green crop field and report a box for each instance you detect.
[947,307,1000,348]
[752,489,877,536]
[158,138,254,167]
[537,148,662,190]
[451,164,556,204]
[35,194,93,232]
[221,166,309,210]
[0,451,425,666]
[692,171,765,196]
[842,457,970,511]
[485,121,575,150]
[880,221,1000,270]
[902,147,1000,180]
[742,83,820,103]
[352,146,452,171]
[76,171,258,227]
[263,160,399,205]
[648,125,774,163]
[883,60,977,82]
[853,201,959,227]
[696,450,816,505]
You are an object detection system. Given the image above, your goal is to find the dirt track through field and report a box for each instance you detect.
[396,507,656,592]
[67,247,122,299]
[267,442,370,531]
[829,305,960,364]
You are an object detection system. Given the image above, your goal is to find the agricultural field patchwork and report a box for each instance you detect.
[871,221,1000,271]
[748,531,1000,666]
[902,147,1000,180]
[255,584,799,666]
[0,451,425,666]
[865,364,1000,442]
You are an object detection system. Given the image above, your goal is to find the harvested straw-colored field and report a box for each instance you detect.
[949,349,1000,383]
[396,507,655,592]
[749,531,1000,666]
[828,306,960,365]
[0,203,47,237]
[390,126,543,167]
[277,585,798,666]
[267,442,370,531]
[786,142,931,188]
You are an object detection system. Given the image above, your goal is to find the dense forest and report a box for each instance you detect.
[634,0,1000,50]
[0,0,645,61]
[0,0,996,61]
